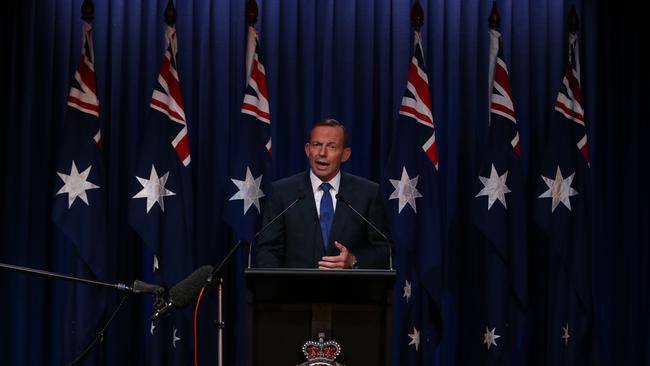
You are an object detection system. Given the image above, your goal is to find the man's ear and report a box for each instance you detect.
[341,147,351,163]
[304,142,310,157]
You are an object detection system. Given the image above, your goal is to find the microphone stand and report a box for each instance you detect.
[0,262,135,365]
[335,195,394,270]
[207,195,302,365]
[0,262,134,292]
[205,240,245,366]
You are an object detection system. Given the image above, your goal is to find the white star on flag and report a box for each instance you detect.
[562,323,571,345]
[538,166,578,212]
[172,327,180,348]
[389,167,423,213]
[132,165,176,213]
[403,280,412,303]
[229,166,265,214]
[407,326,420,351]
[150,321,155,335]
[483,326,501,350]
[56,161,100,208]
[476,164,511,210]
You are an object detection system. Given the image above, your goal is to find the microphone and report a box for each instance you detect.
[131,280,165,295]
[151,265,214,321]
[335,193,393,270]
[254,194,304,238]
[246,194,304,267]
[0,262,168,294]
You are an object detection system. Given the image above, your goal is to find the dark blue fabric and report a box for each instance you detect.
[224,27,273,245]
[128,24,197,364]
[1,1,648,365]
[470,29,529,365]
[49,20,112,364]
[222,27,273,364]
[382,34,445,365]
[533,33,593,365]
[319,182,334,250]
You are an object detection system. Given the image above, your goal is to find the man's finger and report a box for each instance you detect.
[321,255,343,261]
[334,241,347,252]
[318,260,338,268]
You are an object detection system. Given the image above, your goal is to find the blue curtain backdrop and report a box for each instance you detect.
[1,0,647,365]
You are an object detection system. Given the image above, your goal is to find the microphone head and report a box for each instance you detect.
[132,279,165,295]
[169,265,214,308]
[335,193,344,201]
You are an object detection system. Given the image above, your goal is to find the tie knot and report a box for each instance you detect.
[320,182,332,192]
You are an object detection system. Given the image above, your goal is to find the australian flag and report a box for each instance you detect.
[383,32,444,365]
[224,25,272,253]
[534,28,593,365]
[225,26,272,365]
[51,20,111,363]
[471,27,528,365]
[128,24,195,364]
[222,26,272,365]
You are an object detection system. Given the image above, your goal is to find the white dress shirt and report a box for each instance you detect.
[309,170,341,218]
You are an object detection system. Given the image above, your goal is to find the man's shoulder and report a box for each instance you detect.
[272,171,308,191]
[341,171,379,190]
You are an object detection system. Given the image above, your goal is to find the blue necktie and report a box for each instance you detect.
[319,183,334,250]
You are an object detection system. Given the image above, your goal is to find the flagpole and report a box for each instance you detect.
[568,5,579,35]
[81,0,94,22]
[411,0,423,32]
[212,4,261,366]
[213,3,261,366]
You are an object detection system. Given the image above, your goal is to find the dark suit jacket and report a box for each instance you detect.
[254,171,390,268]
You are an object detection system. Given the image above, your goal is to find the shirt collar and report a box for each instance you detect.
[309,170,341,193]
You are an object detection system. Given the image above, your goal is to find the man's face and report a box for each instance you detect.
[304,126,351,182]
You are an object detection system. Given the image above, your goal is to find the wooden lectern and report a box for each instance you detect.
[245,268,395,366]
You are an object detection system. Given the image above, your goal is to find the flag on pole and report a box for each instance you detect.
[128,23,195,363]
[534,21,593,365]
[222,25,272,365]
[224,25,273,247]
[383,31,444,365]
[52,21,106,282]
[51,20,111,363]
[471,27,528,365]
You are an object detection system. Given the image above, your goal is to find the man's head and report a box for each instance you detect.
[305,118,351,182]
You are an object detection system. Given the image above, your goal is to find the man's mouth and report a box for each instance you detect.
[316,160,330,167]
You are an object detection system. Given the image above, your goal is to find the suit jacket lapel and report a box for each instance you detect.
[329,172,351,255]
[299,172,326,260]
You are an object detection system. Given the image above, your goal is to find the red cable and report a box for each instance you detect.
[194,286,206,366]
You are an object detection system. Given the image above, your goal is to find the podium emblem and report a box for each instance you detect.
[297,332,344,366]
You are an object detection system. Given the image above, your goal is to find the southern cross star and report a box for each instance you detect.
[403,280,412,303]
[229,166,265,214]
[562,323,571,345]
[476,164,511,210]
[389,167,423,213]
[483,326,501,350]
[132,165,176,213]
[56,161,100,208]
[538,166,578,212]
[408,326,420,351]
[172,327,180,348]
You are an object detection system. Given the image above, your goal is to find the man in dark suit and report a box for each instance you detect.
[254,118,390,269]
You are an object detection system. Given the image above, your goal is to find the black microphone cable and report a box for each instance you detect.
[65,294,129,366]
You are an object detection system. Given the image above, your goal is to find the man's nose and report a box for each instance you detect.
[318,146,327,156]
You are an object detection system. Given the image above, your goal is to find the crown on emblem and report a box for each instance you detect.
[301,332,341,366]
